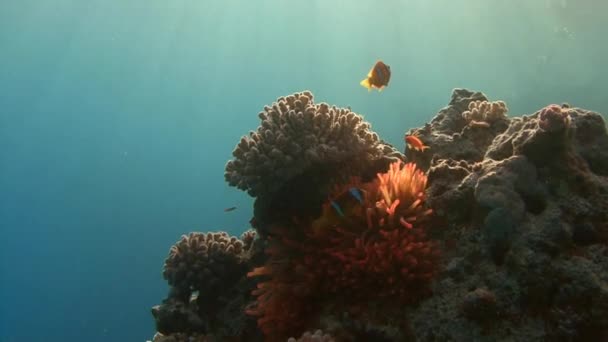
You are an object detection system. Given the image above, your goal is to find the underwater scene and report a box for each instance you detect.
[1,1,608,341]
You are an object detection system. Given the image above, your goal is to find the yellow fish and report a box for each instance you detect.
[360,60,391,92]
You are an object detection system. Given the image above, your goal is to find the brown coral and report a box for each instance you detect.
[162,232,248,300]
[225,91,400,197]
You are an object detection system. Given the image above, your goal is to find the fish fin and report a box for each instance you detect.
[422,145,431,151]
[349,188,364,204]
[360,78,371,90]
[378,86,384,92]
[330,201,345,217]
[367,66,374,78]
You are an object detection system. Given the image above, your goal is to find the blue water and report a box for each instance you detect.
[1,1,606,341]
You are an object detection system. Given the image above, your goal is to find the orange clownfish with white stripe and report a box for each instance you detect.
[360,60,391,92]
[405,134,430,152]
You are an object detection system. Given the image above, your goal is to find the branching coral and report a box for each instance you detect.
[462,100,508,126]
[246,161,439,340]
[240,229,257,251]
[224,91,400,197]
[162,232,248,301]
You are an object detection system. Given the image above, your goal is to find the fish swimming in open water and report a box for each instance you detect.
[224,206,237,212]
[360,60,391,92]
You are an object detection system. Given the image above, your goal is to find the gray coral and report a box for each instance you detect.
[225,91,399,197]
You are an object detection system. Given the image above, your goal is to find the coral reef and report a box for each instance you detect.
[152,231,262,340]
[149,89,608,341]
[411,91,608,341]
[404,90,511,171]
[245,160,437,340]
[226,91,404,238]
[162,232,249,302]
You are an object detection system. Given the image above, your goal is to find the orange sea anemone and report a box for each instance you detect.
[246,161,439,340]
[366,161,433,230]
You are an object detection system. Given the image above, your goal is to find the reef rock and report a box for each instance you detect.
[412,89,608,341]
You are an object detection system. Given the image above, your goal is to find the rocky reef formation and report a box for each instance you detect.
[149,89,608,341]
[408,89,608,341]
[150,231,264,341]
[224,91,403,237]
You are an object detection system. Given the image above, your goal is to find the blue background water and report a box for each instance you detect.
[0,1,606,341]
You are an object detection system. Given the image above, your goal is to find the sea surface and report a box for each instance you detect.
[0,1,606,341]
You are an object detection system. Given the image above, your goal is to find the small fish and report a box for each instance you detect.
[348,187,364,204]
[224,206,237,212]
[405,134,430,152]
[330,201,345,217]
[360,60,391,92]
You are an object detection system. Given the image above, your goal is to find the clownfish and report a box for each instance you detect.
[360,60,391,92]
[329,187,365,217]
[405,134,430,152]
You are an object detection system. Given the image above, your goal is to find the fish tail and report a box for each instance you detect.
[360,78,371,90]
